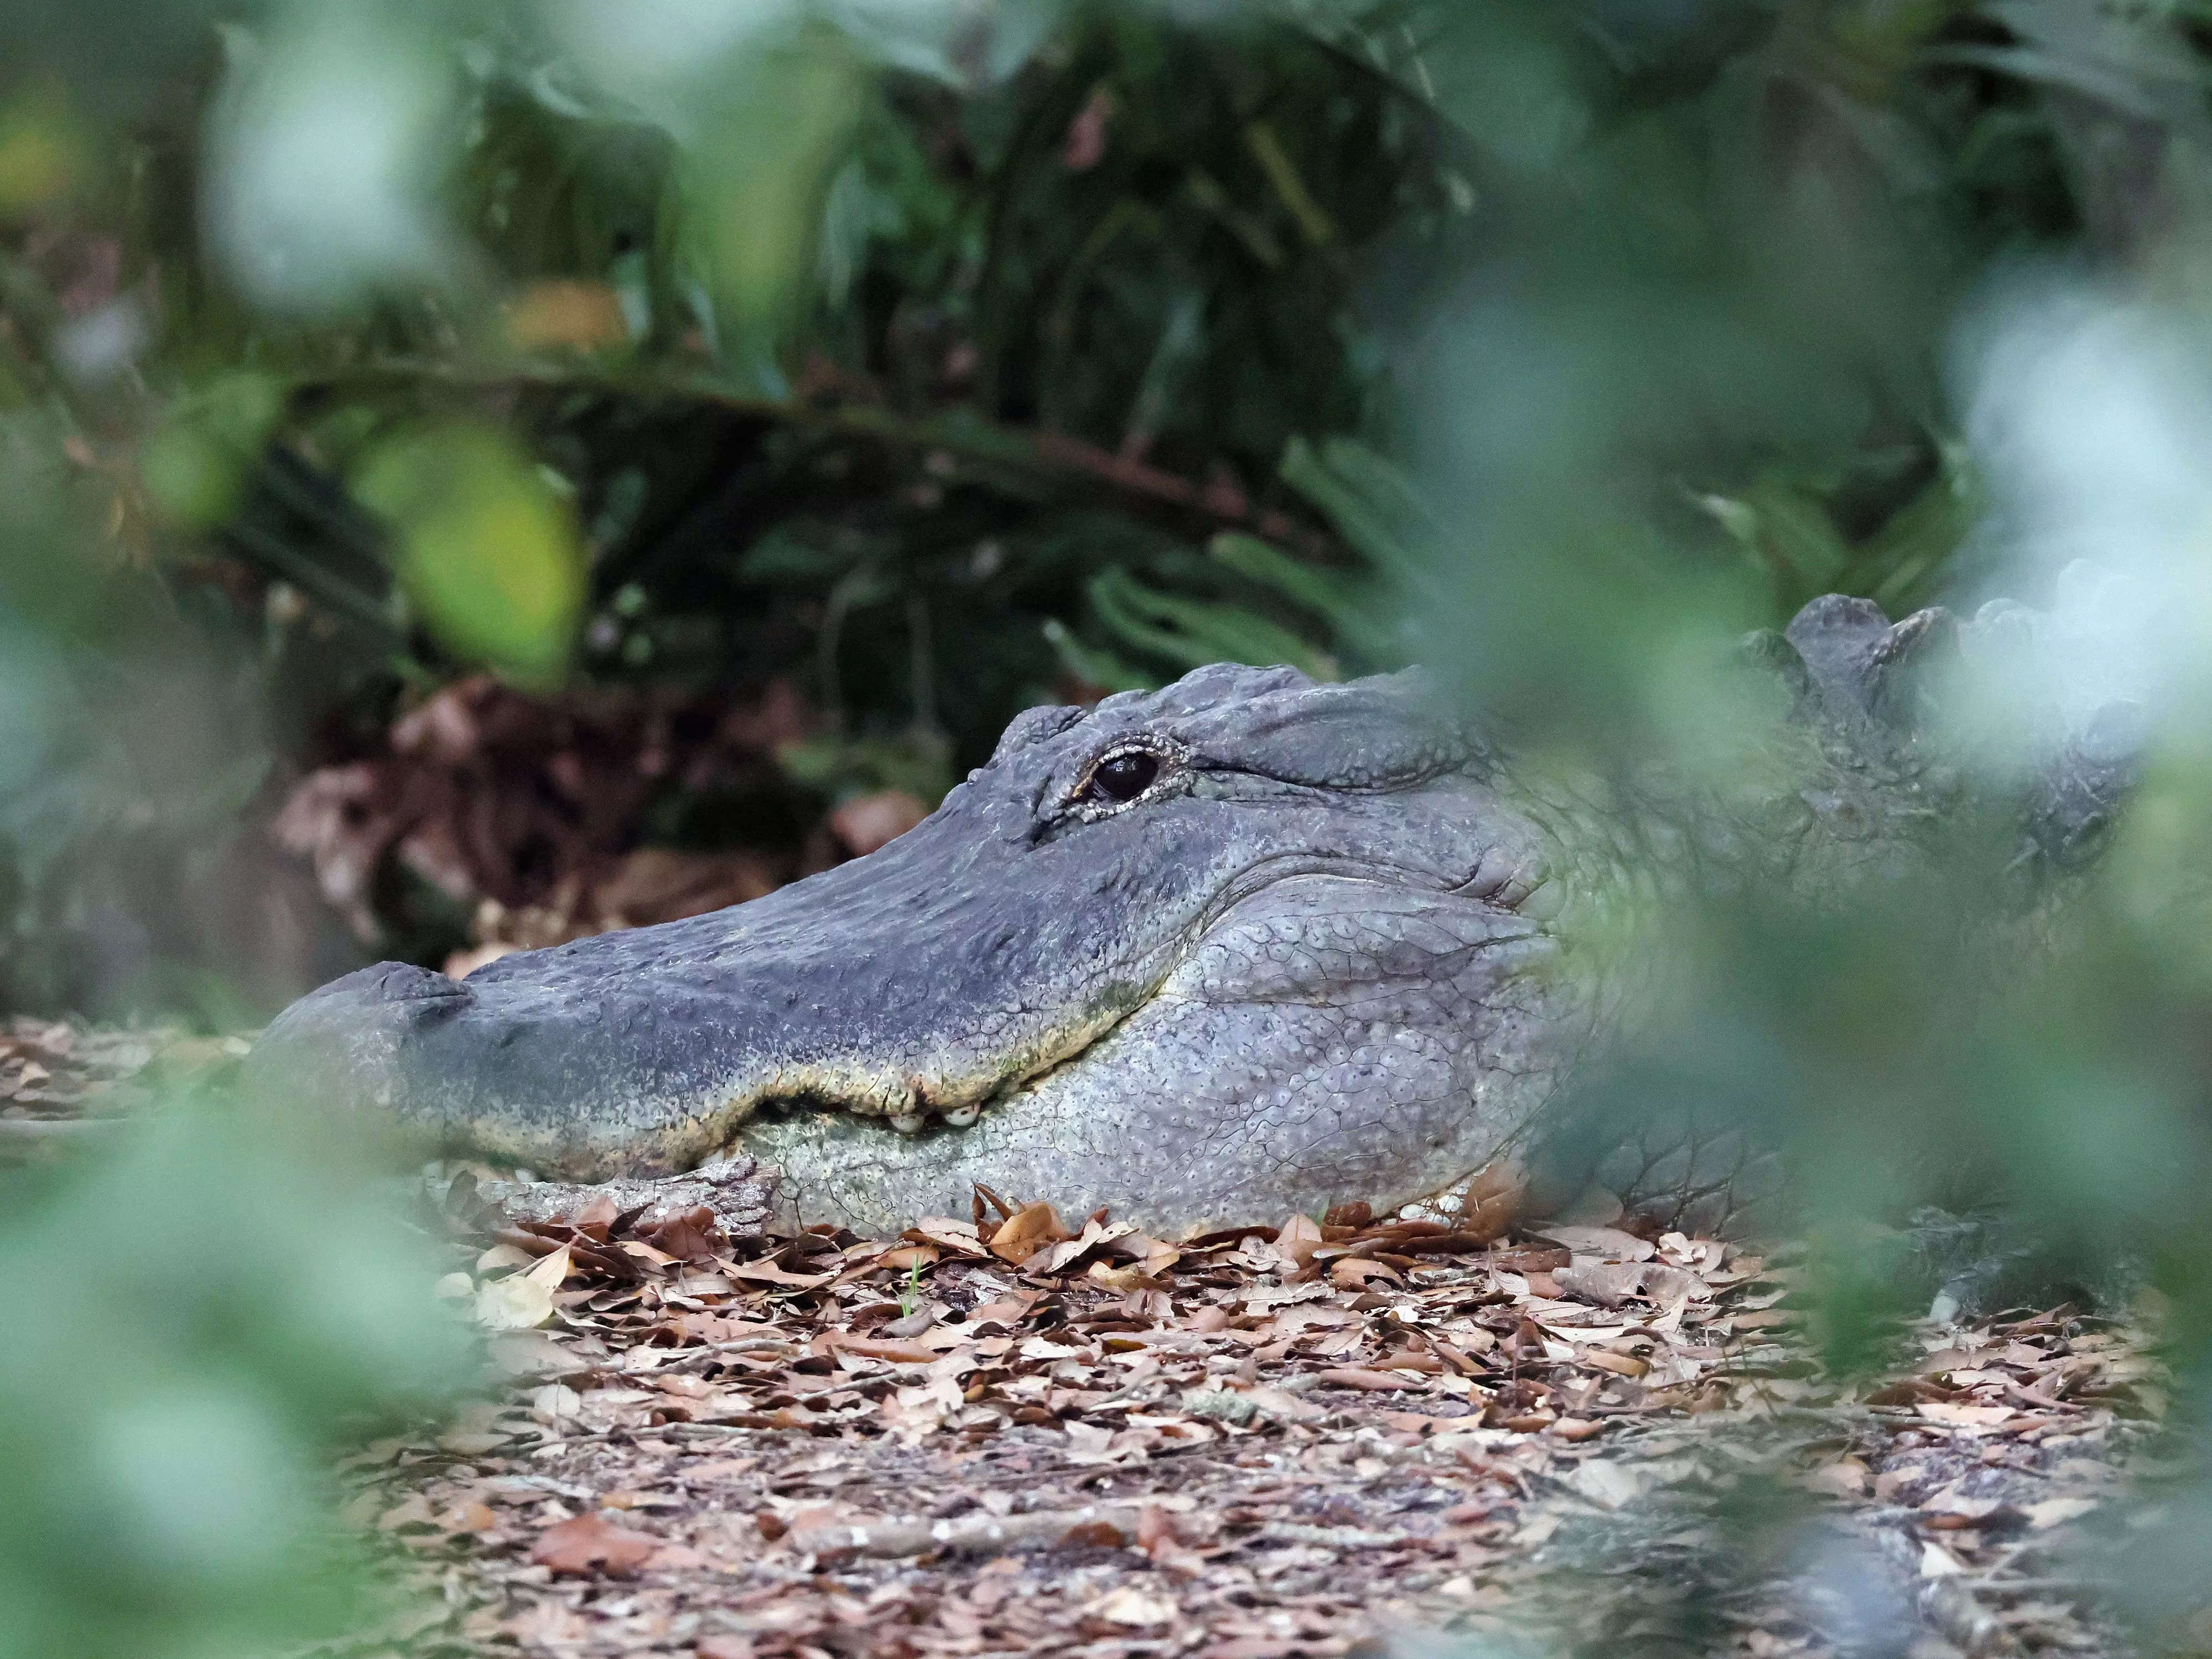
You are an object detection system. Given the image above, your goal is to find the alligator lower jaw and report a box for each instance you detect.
[689,999,1152,1147]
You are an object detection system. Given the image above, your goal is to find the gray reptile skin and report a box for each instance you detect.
[249,587,2136,1236]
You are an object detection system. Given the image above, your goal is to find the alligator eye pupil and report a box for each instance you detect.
[1089,751,1160,803]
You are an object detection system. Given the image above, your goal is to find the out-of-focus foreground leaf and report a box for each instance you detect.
[352,422,586,687]
[0,1083,472,1659]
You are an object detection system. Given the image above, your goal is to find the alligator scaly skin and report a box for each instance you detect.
[250,579,2138,1236]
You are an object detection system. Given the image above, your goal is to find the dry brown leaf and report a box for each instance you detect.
[1041,1217,1136,1276]
[1274,1213,1324,1272]
[989,1201,1072,1264]
[1731,1308,1796,1331]
[970,1291,1042,1328]
[1543,1226,1654,1262]
[906,1216,989,1257]
[2023,1497,2098,1530]
[726,1259,833,1289]
[1318,1367,1425,1393]
[820,1332,942,1365]
[474,1245,571,1330]
[1577,1347,1648,1378]
[1086,1259,1162,1292]
[1057,1518,1129,1549]
[1455,1156,1527,1241]
[1806,1458,1870,1497]
[1331,1257,1403,1289]
[571,1193,620,1231]
[529,1513,657,1577]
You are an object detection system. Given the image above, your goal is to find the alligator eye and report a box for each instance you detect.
[1082,749,1162,805]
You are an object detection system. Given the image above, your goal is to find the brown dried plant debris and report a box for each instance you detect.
[272,674,928,970]
[0,1017,243,1150]
[318,1181,2169,1659]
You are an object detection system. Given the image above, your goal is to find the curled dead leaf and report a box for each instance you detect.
[1806,1458,1870,1497]
[1273,1213,1324,1272]
[989,1201,1072,1264]
[1553,1261,1645,1309]
[1331,1257,1403,1290]
[1318,1367,1424,1393]
[529,1513,657,1577]
[1057,1519,1129,1550]
[475,1245,571,1330]
[1578,1347,1648,1379]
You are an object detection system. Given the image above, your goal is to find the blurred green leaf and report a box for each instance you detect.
[688,33,869,388]
[1207,531,1395,662]
[777,728,953,804]
[1279,434,1439,601]
[1041,615,1156,694]
[0,82,91,215]
[351,421,585,686]
[138,372,284,530]
[0,1084,472,1659]
[1087,564,1336,679]
[1695,475,1852,604]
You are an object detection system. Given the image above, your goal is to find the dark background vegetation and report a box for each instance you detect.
[10,1,2212,1654]
[8,0,2159,1022]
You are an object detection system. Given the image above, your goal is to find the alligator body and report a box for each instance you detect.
[251,585,2136,1236]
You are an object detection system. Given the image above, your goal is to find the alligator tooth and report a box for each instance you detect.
[942,1105,980,1128]
[888,1112,927,1136]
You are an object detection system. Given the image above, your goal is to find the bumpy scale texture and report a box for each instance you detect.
[250,583,2140,1237]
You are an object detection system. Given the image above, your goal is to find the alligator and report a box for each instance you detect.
[249,582,2137,1238]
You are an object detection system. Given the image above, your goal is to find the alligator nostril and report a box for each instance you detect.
[360,962,472,1005]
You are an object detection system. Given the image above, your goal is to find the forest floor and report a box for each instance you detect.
[1,1017,2177,1658]
[322,1174,2166,1659]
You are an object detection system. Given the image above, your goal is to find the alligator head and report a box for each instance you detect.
[252,582,2141,1236]
[252,665,1576,1233]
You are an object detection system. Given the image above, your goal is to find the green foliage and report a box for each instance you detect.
[352,421,586,687]
[12,2,2212,1645]
[0,1085,472,1659]
[141,372,285,530]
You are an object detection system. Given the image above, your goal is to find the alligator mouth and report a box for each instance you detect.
[742,1030,1109,1141]
[718,857,1477,1150]
[714,996,1149,1149]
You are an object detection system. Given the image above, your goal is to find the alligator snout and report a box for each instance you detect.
[249,796,1160,1179]
[355,961,472,1010]
[252,663,1576,1235]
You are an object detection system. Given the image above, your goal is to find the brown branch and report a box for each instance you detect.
[293,362,1334,550]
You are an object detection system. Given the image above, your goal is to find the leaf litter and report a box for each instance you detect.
[297,1173,2187,1659]
[3,1022,2180,1657]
